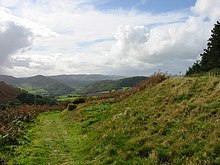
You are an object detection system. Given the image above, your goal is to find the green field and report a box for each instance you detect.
[56,94,81,101]
[18,84,49,97]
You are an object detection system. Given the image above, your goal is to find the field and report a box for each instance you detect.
[56,94,81,101]
[18,84,49,97]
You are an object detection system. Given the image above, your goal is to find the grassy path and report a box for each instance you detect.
[10,111,81,165]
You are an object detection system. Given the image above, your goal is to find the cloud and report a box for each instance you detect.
[111,16,212,71]
[192,0,220,21]
[0,0,219,76]
[108,0,220,75]
[0,22,32,65]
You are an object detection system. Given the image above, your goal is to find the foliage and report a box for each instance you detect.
[0,104,65,161]
[71,97,86,104]
[6,111,82,164]
[16,91,58,106]
[67,103,77,111]
[186,21,220,75]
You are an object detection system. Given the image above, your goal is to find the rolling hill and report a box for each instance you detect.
[19,75,75,96]
[80,76,148,94]
[50,74,124,89]
[0,81,21,104]
[0,74,125,96]
[0,75,75,97]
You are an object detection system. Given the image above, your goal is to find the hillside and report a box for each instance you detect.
[6,76,220,164]
[69,76,220,164]
[0,82,21,104]
[80,76,148,94]
[50,74,124,89]
[0,75,75,97]
[19,75,74,96]
[0,74,124,96]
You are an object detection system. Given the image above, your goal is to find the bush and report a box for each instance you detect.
[72,97,86,104]
[0,104,65,148]
[67,103,77,111]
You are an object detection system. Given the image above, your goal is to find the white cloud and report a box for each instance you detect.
[0,0,219,76]
[192,0,220,21]
[0,22,32,65]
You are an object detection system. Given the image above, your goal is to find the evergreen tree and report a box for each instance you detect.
[186,21,220,75]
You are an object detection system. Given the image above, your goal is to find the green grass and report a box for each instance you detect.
[8,111,83,165]
[18,84,49,97]
[3,76,220,164]
[66,77,220,164]
[56,94,81,101]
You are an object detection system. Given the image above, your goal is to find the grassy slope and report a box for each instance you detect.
[18,84,49,97]
[9,77,220,164]
[72,76,220,164]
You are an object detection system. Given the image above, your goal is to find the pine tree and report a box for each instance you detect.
[186,21,220,75]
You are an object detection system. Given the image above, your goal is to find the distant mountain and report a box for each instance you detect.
[0,81,21,104]
[80,76,148,94]
[19,75,75,96]
[0,75,74,97]
[0,74,124,97]
[50,74,124,89]
[0,75,20,86]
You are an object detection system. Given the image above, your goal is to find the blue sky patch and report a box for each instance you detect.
[95,0,196,13]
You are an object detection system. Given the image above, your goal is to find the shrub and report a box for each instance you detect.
[67,103,77,111]
[0,104,65,148]
[72,97,86,104]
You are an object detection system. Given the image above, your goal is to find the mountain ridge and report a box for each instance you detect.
[0,74,126,96]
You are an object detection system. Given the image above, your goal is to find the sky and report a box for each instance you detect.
[0,0,220,77]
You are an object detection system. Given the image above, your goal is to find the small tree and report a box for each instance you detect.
[186,21,220,75]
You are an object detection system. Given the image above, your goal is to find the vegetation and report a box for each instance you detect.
[50,74,123,89]
[5,111,81,164]
[0,81,21,105]
[80,76,148,94]
[0,75,75,97]
[0,104,65,163]
[18,84,49,97]
[67,76,220,164]
[186,21,220,76]
[67,103,77,111]
[16,92,58,106]
[2,73,219,164]
[56,94,81,101]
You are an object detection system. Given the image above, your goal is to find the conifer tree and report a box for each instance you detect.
[186,21,220,75]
